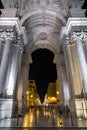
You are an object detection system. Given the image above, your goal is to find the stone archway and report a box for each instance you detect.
[17,0,70,112]
[29,48,57,103]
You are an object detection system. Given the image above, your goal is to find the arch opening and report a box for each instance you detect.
[28,48,57,103]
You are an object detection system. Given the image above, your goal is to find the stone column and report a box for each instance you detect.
[72,33,87,118]
[10,45,23,117]
[21,53,29,99]
[60,18,87,118]
[17,53,29,112]
[0,38,12,94]
[64,39,82,116]
[0,39,2,51]
[65,38,83,94]
[74,38,87,94]
[56,63,64,105]
[0,39,3,65]
[6,45,21,96]
[61,65,70,105]
[64,43,75,98]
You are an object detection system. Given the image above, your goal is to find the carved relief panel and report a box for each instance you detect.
[23,0,68,11]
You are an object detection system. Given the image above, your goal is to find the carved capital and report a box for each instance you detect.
[83,29,87,42]
[0,27,24,48]
[71,28,87,42]
[72,29,84,41]
[0,27,16,41]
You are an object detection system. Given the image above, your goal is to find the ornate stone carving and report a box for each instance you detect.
[23,0,66,12]
[0,27,16,42]
[72,31,83,41]
[39,32,47,40]
[71,27,87,42]
[0,18,23,48]
[83,28,87,42]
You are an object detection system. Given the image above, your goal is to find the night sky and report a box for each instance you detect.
[29,49,57,102]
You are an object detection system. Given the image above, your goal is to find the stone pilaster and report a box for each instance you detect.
[0,31,14,95]
[72,30,87,94]
[0,18,27,118]
[60,18,87,118]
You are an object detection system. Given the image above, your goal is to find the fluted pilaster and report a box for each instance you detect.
[0,38,12,94]
[0,18,26,97]
[60,18,87,117]
[72,31,87,94]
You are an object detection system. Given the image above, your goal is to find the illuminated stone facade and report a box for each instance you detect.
[0,0,87,118]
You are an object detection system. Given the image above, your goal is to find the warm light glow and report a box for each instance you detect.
[57,117,63,127]
[27,91,29,94]
[47,96,57,104]
[56,91,59,94]
[23,111,34,127]
[30,94,33,98]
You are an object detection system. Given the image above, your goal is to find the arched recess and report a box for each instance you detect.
[17,40,61,106]
[18,7,69,108]
[18,38,70,110]
[29,48,57,103]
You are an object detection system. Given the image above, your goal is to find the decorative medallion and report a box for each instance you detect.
[39,32,47,40]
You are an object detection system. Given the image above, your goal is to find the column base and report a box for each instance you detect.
[70,98,87,118]
[75,98,87,118]
[69,98,77,117]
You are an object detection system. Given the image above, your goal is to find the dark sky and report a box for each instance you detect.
[29,49,57,102]
[0,0,4,9]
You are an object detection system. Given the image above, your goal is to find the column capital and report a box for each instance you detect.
[0,26,17,43]
[0,18,28,48]
[83,31,87,42]
[60,18,87,41]
[71,28,87,43]
[72,30,83,41]
[60,18,87,51]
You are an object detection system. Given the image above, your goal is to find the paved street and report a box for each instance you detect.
[0,105,87,129]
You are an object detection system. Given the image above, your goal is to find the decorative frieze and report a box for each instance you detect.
[22,0,68,16]
[24,0,62,6]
